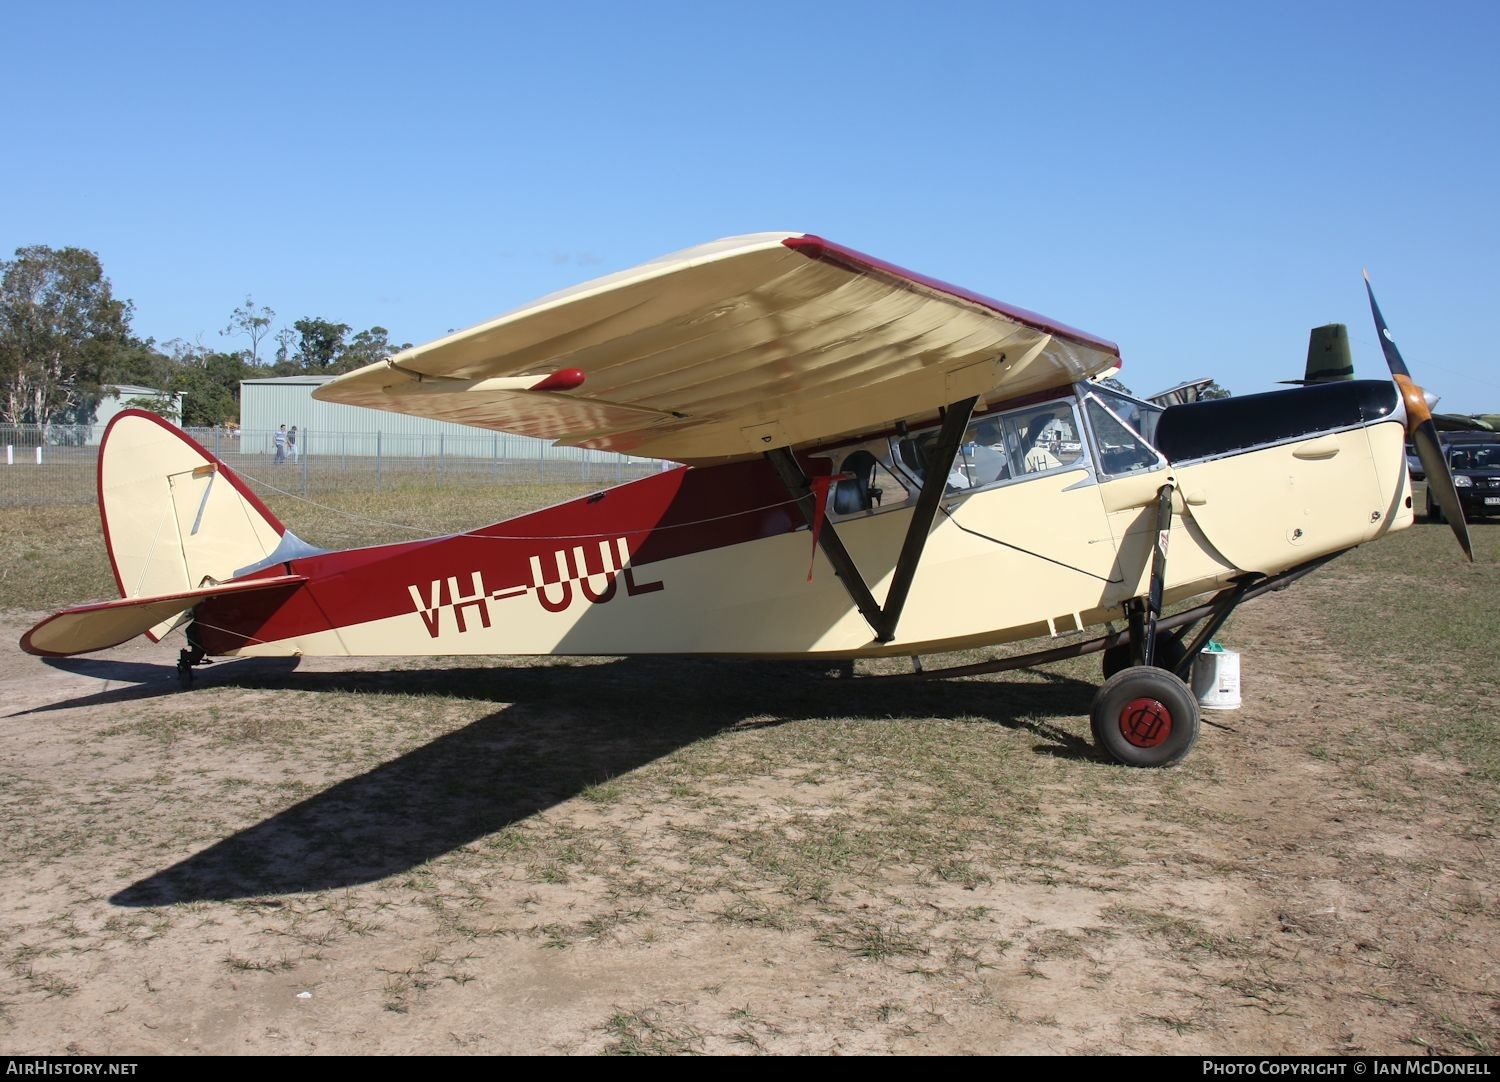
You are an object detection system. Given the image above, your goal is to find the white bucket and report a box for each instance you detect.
[1190,648,1241,710]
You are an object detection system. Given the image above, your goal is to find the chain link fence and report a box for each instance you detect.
[0,424,664,508]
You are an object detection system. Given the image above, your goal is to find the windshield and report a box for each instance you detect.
[1084,387,1165,476]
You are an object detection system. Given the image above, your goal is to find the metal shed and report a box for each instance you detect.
[238,375,647,464]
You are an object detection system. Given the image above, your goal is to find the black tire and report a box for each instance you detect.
[1090,665,1200,767]
[1101,630,1187,679]
[1426,490,1446,524]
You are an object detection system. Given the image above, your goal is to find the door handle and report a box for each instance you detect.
[1292,436,1340,460]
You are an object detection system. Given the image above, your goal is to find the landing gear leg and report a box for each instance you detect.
[1094,484,1202,766]
[1102,629,1185,679]
[1103,483,1180,679]
[176,620,211,690]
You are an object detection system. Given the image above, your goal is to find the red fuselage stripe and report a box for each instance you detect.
[195,456,827,653]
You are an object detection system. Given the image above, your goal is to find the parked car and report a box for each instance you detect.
[1426,432,1500,522]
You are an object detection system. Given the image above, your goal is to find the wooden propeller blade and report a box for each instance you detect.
[1365,272,1473,561]
[1364,269,1411,380]
[1412,417,1474,562]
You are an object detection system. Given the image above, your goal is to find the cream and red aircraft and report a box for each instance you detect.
[20,234,1473,766]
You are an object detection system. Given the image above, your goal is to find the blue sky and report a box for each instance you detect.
[6,1,1498,410]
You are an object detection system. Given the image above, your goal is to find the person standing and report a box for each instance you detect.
[288,425,299,464]
[274,424,287,464]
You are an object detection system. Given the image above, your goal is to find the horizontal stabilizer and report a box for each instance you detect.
[20,575,306,658]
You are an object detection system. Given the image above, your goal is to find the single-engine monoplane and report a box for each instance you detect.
[21,234,1472,765]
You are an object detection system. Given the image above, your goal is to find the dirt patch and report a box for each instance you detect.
[1,579,1495,1054]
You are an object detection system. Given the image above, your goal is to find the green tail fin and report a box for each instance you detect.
[1302,323,1354,383]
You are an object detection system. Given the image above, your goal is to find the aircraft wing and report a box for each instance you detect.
[315,233,1121,463]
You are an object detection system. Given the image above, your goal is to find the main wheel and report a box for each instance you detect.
[1426,488,1446,524]
[1101,630,1187,679]
[1090,665,1200,767]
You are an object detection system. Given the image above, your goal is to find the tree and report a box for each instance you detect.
[170,356,241,426]
[97,336,174,391]
[292,317,351,371]
[1200,380,1231,400]
[273,327,296,366]
[333,325,405,373]
[0,246,133,427]
[221,297,276,365]
[157,339,248,426]
[122,390,180,422]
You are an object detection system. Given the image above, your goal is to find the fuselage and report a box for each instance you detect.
[193,380,1413,661]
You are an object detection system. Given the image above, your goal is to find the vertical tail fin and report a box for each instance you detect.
[99,410,288,639]
[1302,323,1354,384]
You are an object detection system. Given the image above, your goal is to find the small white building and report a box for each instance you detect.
[80,385,185,444]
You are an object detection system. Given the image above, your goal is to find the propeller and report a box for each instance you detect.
[1363,271,1473,561]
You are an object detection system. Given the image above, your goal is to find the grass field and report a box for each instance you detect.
[0,445,655,509]
[0,484,1495,1054]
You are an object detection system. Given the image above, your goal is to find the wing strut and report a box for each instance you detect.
[765,395,979,643]
[872,396,978,640]
[766,448,887,636]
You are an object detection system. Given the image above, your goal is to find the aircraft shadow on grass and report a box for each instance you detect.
[30,655,303,710]
[37,655,1096,907]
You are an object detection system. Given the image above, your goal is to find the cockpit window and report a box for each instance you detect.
[814,396,1091,520]
[1084,390,1166,476]
[815,439,912,517]
[1089,385,1164,445]
[949,401,1086,491]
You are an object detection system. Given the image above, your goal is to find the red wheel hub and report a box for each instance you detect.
[1119,697,1172,748]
